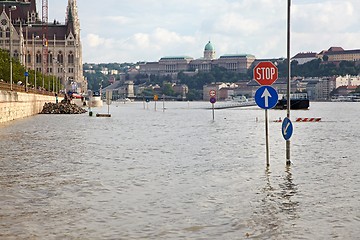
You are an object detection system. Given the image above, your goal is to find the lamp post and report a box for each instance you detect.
[25,24,31,92]
[9,5,16,91]
[32,34,39,90]
[47,51,51,91]
[58,63,66,94]
[52,60,55,92]
[53,58,58,92]
[64,66,67,93]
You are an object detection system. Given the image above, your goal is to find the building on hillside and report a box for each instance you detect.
[140,41,256,77]
[291,52,318,65]
[216,54,255,73]
[0,0,86,93]
[320,47,360,62]
[291,47,360,65]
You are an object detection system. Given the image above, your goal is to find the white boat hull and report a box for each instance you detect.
[88,96,103,107]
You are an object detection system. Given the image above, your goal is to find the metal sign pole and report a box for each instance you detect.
[162,95,165,112]
[212,103,215,121]
[255,86,278,167]
[265,109,270,166]
[286,0,291,165]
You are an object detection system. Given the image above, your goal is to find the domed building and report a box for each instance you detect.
[139,41,255,76]
[204,41,215,60]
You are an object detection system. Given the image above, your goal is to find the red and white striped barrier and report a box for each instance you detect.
[295,117,321,122]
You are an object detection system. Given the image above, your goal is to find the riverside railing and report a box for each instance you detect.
[0,81,63,97]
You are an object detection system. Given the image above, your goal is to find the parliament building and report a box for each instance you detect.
[0,0,86,93]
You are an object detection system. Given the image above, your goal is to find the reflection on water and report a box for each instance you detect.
[0,102,360,239]
[247,167,299,239]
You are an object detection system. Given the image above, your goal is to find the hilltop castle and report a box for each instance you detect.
[0,0,86,93]
[139,41,256,76]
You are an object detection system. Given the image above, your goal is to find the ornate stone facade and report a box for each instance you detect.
[0,0,86,93]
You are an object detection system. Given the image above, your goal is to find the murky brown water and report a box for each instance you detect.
[1,102,359,239]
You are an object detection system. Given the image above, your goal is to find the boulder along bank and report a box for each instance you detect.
[41,102,87,114]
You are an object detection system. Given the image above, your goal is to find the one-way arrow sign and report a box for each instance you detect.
[282,117,293,140]
[255,86,278,109]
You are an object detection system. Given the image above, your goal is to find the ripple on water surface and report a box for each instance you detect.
[0,102,360,239]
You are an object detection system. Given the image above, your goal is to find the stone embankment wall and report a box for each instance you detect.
[0,90,56,124]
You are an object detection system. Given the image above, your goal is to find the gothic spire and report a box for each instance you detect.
[66,0,80,38]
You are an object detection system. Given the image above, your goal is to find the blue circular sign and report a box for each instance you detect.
[255,86,278,109]
[210,97,216,104]
[282,117,293,140]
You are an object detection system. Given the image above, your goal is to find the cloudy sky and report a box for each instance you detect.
[44,0,360,64]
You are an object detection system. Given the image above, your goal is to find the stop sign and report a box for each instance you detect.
[253,61,278,85]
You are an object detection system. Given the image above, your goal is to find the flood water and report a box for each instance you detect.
[0,101,359,239]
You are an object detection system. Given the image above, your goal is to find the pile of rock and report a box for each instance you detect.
[41,102,87,114]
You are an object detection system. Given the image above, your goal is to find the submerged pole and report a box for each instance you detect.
[265,109,270,166]
[286,0,291,165]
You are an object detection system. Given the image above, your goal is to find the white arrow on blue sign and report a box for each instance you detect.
[255,86,278,109]
[282,117,293,140]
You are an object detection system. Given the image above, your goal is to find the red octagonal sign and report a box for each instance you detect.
[253,61,278,86]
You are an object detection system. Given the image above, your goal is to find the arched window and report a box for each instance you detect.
[47,53,53,64]
[68,51,74,64]
[13,50,19,60]
[36,51,42,64]
[27,51,31,64]
[6,27,10,38]
[57,51,63,64]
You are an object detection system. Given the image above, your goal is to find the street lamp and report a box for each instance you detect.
[33,34,40,90]
[9,5,16,91]
[52,57,58,92]
[25,24,32,92]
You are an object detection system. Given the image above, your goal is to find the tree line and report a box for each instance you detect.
[82,58,360,99]
[0,49,61,91]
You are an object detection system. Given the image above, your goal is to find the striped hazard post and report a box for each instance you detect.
[295,117,321,122]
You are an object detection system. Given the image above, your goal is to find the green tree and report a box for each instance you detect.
[162,82,175,96]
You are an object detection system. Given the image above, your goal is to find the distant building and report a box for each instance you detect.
[173,84,188,100]
[335,85,358,96]
[291,52,318,65]
[291,47,360,64]
[335,75,360,88]
[140,41,256,77]
[319,47,360,62]
[102,80,135,100]
[203,82,241,101]
[302,77,336,101]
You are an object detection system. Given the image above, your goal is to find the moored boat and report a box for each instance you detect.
[87,91,103,108]
[275,93,309,110]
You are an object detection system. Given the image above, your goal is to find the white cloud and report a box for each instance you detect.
[105,16,132,25]
[50,0,360,63]
[85,34,105,48]
[293,1,358,32]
